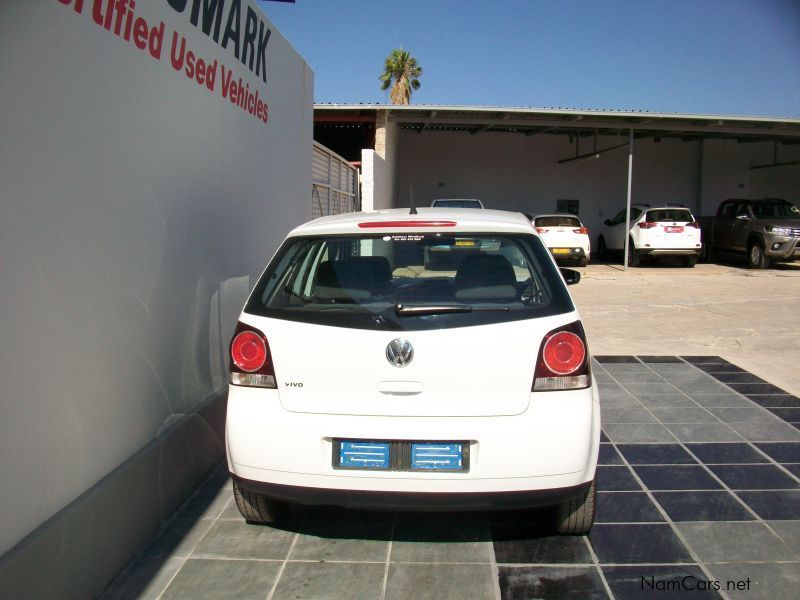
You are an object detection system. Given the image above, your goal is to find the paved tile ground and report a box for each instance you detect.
[102,357,800,600]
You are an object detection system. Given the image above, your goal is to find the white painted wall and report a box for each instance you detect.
[361,149,392,210]
[700,139,800,215]
[0,0,312,555]
[394,130,701,241]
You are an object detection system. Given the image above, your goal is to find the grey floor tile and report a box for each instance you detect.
[599,395,643,409]
[690,394,758,408]
[633,465,722,490]
[617,444,697,465]
[101,556,184,600]
[736,490,800,520]
[601,407,657,424]
[652,491,755,522]
[685,443,769,464]
[602,423,677,443]
[636,394,699,409]
[603,564,722,599]
[589,524,693,564]
[192,520,296,560]
[611,373,667,384]
[161,558,280,600]
[705,562,800,600]
[622,382,684,396]
[271,562,385,600]
[492,527,594,564]
[173,484,233,522]
[385,564,495,600]
[728,422,800,442]
[144,518,214,559]
[708,464,800,490]
[706,407,785,423]
[392,513,492,563]
[670,381,734,395]
[596,466,642,491]
[649,407,720,424]
[665,423,744,443]
[498,566,609,599]
[595,492,664,523]
[676,522,797,562]
[766,520,800,559]
[290,509,393,562]
[601,363,649,374]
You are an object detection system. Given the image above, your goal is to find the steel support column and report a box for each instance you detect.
[623,129,634,270]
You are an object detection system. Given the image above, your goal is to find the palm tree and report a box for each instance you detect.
[379,49,422,105]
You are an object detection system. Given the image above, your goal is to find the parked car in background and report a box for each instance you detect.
[430,198,484,208]
[533,214,591,266]
[227,208,600,534]
[597,204,701,267]
[698,198,800,269]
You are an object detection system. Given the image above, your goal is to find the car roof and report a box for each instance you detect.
[288,208,536,237]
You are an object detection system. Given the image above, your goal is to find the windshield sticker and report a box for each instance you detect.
[384,235,425,242]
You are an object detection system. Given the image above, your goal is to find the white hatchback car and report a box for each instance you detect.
[534,214,591,266]
[226,208,600,534]
[597,205,702,267]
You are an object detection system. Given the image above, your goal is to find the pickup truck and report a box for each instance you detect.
[699,198,800,268]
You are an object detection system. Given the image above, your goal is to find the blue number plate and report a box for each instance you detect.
[338,441,390,469]
[411,443,463,470]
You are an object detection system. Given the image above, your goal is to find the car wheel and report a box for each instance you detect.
[627,239,640,267]
[578,257,589,267]
[555,476,596,535]
[233,480,288,524]
[699,242,714,263]
[597,237,607,261]
[682,255,697,268]
[747,241,770,269]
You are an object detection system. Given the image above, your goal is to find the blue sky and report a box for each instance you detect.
[260,0,800,118]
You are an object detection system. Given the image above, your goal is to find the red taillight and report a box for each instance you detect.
[231,331,266,372]
[358,220,456,228]
[638,222,657,229]
[543,332,585,375]
[686,221,700,228]
[573,227,589,235]
[535,227,547,234]
[229,322,276,388]
[533,322,590,391]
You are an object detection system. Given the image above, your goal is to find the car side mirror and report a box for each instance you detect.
[560,268,581,285]
[604,219,612,226]
[736,214,750,221]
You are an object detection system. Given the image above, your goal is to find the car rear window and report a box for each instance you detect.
[245,233,574,331]
[645,209,693,222]
[535,216,581,227]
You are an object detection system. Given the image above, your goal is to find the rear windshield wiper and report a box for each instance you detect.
[394,303,509,316]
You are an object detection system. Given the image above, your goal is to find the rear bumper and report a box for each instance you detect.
[637,247,701,256]
[549,247,588,260]
[232,475,592,511]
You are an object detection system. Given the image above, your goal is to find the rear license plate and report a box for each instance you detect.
[664,226,684,233]
[552,248,570,254]
[334,440,469,472]
[411,443,464,470]
[338,441,390,469]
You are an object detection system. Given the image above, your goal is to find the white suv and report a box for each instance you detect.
[597,205,702,267]
[534,214,591,266]
[226,209,600,534]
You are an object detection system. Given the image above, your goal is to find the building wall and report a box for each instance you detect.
[0,0,312,589]
[394,130,700,241]
[393,129,800,240]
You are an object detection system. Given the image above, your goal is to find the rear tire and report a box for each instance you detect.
[555,476,596,535]
[682,255,697,268]
[232,480,287,524]
[627,239,640,267]
[748,241,770,269]
[578,257,589,267]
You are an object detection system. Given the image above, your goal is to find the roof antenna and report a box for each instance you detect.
[409,179,418,215]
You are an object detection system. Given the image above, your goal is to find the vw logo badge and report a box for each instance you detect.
[386,339,414,367]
